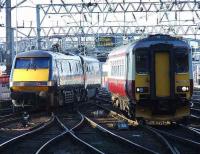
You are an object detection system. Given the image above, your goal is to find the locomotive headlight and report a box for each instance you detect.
[182,86,187,92]
[136,87,148,93]
[177,86,189,92]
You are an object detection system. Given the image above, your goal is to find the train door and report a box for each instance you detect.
[155,52,170,97]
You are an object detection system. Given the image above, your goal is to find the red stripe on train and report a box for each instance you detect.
[108,78,135,98]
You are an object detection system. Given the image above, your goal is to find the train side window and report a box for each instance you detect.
[72,61,77,75]
[136,51,149,74]
[122,65,123,76]
[70,61,74,75]
[61,61,63,72]
[112,65,115,76]
[69,62,72,73]
[91,65,94,74]
[175,52,189,73]
[76,62,79,74]
[117,65,119,76]
[57,60,62,74]
[120,65,122,76]
[64,62,68,75]
[79,62,83,74]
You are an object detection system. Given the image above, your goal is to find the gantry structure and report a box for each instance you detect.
[1,0,200,64]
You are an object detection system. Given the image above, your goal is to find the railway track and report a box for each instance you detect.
[38,106,153,154]
[192,88,200,100]
[36,109,102,154]
[190,88,200,121]
[79,102,178,154]
[0,107,13,115]
[95,98,200,154]
[0,113,21,126]
[149,124,200,153]
[0,96,199,153]
[0,112,52,151]
[191,107,200,117]
[188,126,200,133]
[0,113,58,153]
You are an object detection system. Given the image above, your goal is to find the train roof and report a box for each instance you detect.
[80,55,99,63]
[108,34,190,57]
[134,34,190,49]
[15,50,81,61]
[108,43,133,57]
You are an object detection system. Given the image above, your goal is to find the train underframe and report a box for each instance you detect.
[11,86,88,110]
[111,94,190,122]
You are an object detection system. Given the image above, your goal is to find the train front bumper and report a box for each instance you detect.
[135,104,190,121]
[10,81,56,100]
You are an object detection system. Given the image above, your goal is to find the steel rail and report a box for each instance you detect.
[191,108,200,112]
[188,127,200,133]
[190,114,200,119]
[80,110,157,154]
[150,126,200,148]
[36,113,103,154]
[0,113,55,151]
[142,125,177,154]
[57,113,104,154]
[94,103,176,154]
[0,113,16,120]
[0,113,22,126]
[0,108,13,114]
[178,124,200,135]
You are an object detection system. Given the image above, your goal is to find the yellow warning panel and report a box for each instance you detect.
[155,52,170,97]
[13,69,49,81]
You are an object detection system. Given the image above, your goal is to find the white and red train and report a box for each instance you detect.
[105,34,193,122]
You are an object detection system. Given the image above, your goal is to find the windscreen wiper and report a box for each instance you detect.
[26,63,31,71]
[33,64,38,70]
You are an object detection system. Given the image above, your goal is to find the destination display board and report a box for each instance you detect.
[95,37,115,48]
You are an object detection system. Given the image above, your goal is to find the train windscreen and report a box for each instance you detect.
[15,57,50,69]
[175,52,189,73]
[136,50,149,73]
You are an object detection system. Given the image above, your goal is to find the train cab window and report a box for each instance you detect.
[15,57,49,69]
[175,52,189,73]
[136,51,149,74]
